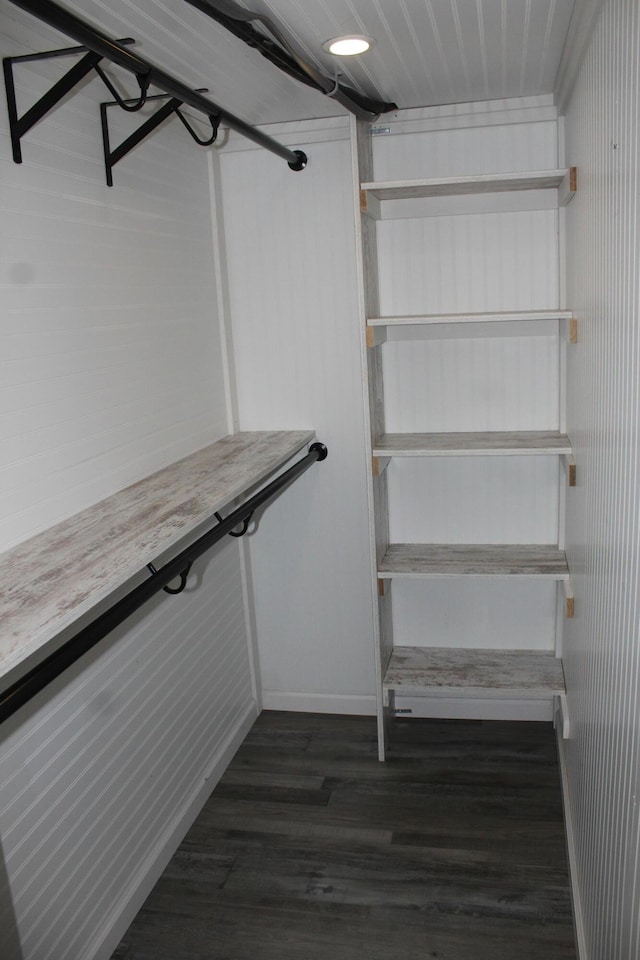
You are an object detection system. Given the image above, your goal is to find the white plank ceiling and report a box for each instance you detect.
[5,0,578,124]
[251,0,577,113]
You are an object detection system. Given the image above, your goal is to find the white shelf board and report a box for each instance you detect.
[361,169,569,209]
[383,646,565,699]
[373,431,572,457]
[0,430,315,685]
[368,309,573,328]
[378,543,570,580]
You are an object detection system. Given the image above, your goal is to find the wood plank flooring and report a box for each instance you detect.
[111,712,576,960]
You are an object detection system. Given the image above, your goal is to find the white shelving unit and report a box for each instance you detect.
[352,118,576,759]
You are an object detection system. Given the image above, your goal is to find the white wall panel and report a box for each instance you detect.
[0,539,255,960]
[563,1,640,957]
[392,579,557,651]
[387,456,559,544]
[372,119,559,181]
[216,129,377,710]
[383,336,560,432]
[376,210,559,316]
[0,14,228,552]
[0,10,256,960]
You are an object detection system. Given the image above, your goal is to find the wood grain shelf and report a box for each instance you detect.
[382,646,565,700]
[373,431,573,457]
[378,543,570,580]
[360,168,575,218]
[0,430,315,685]
[367,309,574,328]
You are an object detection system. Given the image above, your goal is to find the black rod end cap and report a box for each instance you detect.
[288,149,307,171]
[309,441,328,461]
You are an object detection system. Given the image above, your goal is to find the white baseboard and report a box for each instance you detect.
[261,690,377,716]
[260,692,554,722]
[90,699,259,960]
[556,726,588,960]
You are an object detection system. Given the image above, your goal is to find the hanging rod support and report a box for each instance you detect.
[100,89,220,186]
[147,560,194,595]
[2,38,136,164]
[7,0,308,170]
[0,441,327,724]
[101,94,183,186]
[214,510,253,537]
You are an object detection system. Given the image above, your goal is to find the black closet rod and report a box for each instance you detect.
[7,0,307,169]
[0,441,328,725]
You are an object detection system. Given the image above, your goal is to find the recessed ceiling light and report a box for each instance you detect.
[322,35,374,56]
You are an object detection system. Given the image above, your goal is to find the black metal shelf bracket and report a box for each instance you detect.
[5,0,308,175]
[2,39,136,164]
[100,90,221,187]
[0,441,328,724]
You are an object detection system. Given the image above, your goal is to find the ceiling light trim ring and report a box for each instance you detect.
[323,35,375,57]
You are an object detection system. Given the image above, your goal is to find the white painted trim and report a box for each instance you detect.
[89,701,258,960]
[221,99,558,154]
[223,115,351,153]
[556,724,588,960]
[239,538,262,711]
[208,150,238,433]
[380,95,555,123]
[261,691,377,716]
[370,96,558,137]
[555,693,571,740]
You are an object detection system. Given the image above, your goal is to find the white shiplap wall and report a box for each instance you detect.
[0,538,255,960]
[563,0,640,957]
[0,8,257,960]
[382,335,560,432]
[372,112,559,181]
[215,125,378,714]
[376,210,560,315]
[0,8,228,551]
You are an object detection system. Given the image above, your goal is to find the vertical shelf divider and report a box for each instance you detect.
[351,118,394,759]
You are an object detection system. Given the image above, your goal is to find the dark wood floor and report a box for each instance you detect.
[112,712,576,960]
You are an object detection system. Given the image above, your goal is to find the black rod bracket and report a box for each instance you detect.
[214,510,253,538]
[6,0,308,172]
[147,560,194,595]
[100,89,219,186]
[2,38,135,163]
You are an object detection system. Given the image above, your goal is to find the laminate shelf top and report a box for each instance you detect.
[0,430,315,685]
[361,169,568,202]
[373,432,573,457]
[378,544,570,579]
[383,646,566,699]
[367,309,574,327]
